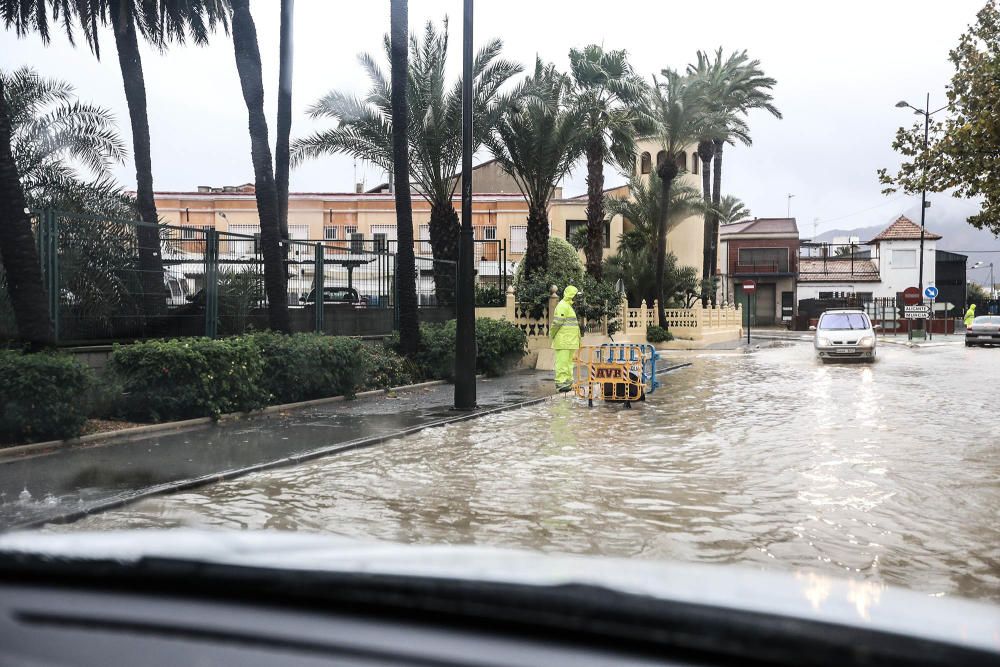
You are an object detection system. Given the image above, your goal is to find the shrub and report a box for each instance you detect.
[107,337,267,421]
[646,325,673,343]
[475,283,505,307]
[0,350,94,444]
[577,275,622,336]
[246,333,367,404]
[393,318,527,380]
[513,237,584,316]
[358,343,420,390]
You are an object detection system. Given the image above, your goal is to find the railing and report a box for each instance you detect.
[733,262,788,274]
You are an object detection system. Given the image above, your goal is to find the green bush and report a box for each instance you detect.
[358,343,420,390]
[394,318,527,380]
[646,325,673,343]
[0,350,94,444]
[577,275,622,336]
[246,332,367,404]
[513,237,584,317]
[475,283,505,307]
[108,337,267,421]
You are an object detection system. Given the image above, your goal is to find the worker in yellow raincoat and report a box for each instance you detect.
[550,285,581,392]
[964,303,977,328]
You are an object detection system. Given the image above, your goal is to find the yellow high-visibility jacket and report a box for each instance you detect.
[550,285,581,350]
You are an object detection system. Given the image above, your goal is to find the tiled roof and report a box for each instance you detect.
[720,217,799,236]
[867,215,942,243]
[798,258,881,282]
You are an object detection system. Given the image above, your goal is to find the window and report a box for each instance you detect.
[692,153,699,175]
[511,225,527,254]
[737,247,789,272]
[418,224,431,254]
[373,233,388,253]
[566,220,610,249]
[656,150,667,168]
[892,249,916,268]
[639,152,651,175]
[818,292,834,299]
[676,151,687,171]
[181,227,197,240]
[818,312,871,330]
[324,226,339,241]
[345,225,358,237]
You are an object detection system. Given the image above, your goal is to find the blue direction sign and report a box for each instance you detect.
[924,285,939,299]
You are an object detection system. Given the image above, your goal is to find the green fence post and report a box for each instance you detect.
[45,210,59,341]
[205,229,219,338]
[314,242,324,333]
[392,252,399,330]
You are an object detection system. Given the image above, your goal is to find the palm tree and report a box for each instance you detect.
[292,19,520,303]
[690,49,781,299]
[274,0,294,243]
[605,170,707,307]
[568,44,647,280]
[2,0,229,322]
[231,0,289,332]
[0,76,53,346]
[484,59,584,279]
[645,69,711,326]
[717,195,751,224]
[389,0,419,357]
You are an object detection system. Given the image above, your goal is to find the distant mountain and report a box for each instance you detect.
[811,199,1000,282]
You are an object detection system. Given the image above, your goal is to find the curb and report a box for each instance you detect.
[0,379,450,463]
[16,393,553,530]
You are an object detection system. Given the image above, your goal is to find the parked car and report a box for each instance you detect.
[299,286,367,308]
[811,309,877,362]
[965,315,1000,347]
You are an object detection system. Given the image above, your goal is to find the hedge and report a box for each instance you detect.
[246,332,367,403]
[0,350,94,443]
[395,318,527,380]
[646,325,674,343]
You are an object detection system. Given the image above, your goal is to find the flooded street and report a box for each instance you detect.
[54,343,1000,602]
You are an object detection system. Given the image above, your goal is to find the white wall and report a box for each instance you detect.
[876,239,937,297]
[797,282,881,301]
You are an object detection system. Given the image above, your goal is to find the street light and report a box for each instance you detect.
[893,94,949,338]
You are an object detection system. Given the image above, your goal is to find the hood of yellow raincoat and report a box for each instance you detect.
[562,285,579,301]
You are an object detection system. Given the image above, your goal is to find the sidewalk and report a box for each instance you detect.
[0,371,557,529]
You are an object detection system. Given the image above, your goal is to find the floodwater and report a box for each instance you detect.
[54,343,1000,601]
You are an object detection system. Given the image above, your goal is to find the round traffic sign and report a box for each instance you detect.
[902,286,921,305]
[924,285,939,299]
[742,280,756,292]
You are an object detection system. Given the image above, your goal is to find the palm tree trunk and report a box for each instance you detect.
[109,1,165,323]
[523,202,549,280]
[584,137,604,280]
[655,161,679,327]
[231,0,289,332]
[274,0,294,242]
[698,140,714,307]
[0,78,54,347]
[429,199,459,305]
[390,0,419,357]
[710,138,724,306]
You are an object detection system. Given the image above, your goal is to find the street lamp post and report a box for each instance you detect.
[454,0,476,410]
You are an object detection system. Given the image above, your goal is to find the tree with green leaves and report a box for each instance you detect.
[878,1,1000,234]
[231,0,289,332]
[604,169,707,308]
[292,19,520,303]
[2,0,229,321]
[568,44,648,280]
[484,58,584,279]
[388,0,419,357]
[716,195,751,224]
[687,48,780,303]
[645,70,712,326]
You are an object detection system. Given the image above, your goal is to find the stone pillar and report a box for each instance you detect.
[638,300,649,338]
[505,285,516,321]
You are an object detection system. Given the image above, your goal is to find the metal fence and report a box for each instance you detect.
[0,210,513,344]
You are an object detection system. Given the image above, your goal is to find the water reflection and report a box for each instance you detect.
[53,345,1000,602]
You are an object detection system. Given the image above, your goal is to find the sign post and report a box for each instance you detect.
[902,286,922,341]
[742,280,756,345]
[924,286,938,340]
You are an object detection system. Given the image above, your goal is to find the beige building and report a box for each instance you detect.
[154,139,708,288]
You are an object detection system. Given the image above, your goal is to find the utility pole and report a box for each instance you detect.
[786,193,795,218]
[453,0,476,410]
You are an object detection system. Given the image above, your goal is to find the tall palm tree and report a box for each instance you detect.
[2,0,229,322]
[292,19,519,303]
[231,0,289,332]
[605,171,707,306]
[389,0,418,357]
[484,59,584,279]
[0,0,226,316]
[645,69,711,326]
[568,44,647,280]
[717,195,751,224]
[690,49,781,300]
[0,76,53,346]
[274,0,294,243]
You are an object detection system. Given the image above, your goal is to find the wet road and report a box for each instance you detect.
[48,343,1000,602]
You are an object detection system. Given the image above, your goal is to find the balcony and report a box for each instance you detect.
[733,262,792,276]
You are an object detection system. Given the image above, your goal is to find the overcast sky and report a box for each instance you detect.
[1,0,991,241]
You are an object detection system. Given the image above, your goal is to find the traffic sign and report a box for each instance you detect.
[904,304,930,319]
[902,286,921,305]
[904,304,930,313]
[924,285,939,299]
[742,280,756,292]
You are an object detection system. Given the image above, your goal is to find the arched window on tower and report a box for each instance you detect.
[639,152,651,175]
[676,151,687,171]
[656,150,667,170]
[691,153,699,175]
